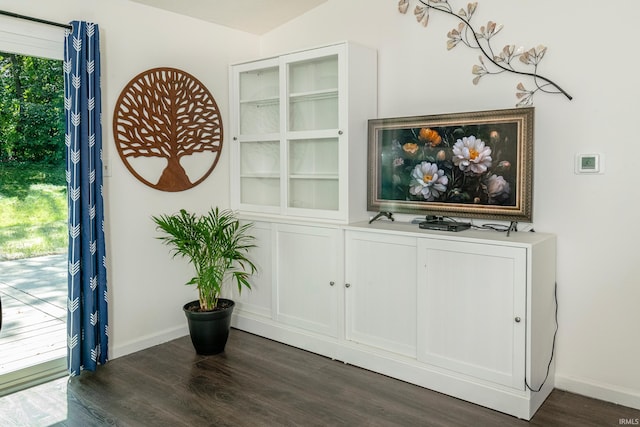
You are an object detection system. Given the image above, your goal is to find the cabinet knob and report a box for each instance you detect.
[330,281,335,286]
[338,130,344,135]
[233,136,238,141]
[515,317,521,323]
[345,283,351,288]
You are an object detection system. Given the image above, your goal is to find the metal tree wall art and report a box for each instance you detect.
[113,67,223,192]
[398,0,572,106]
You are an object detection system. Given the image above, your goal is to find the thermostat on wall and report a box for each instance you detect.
[575,153,602,174]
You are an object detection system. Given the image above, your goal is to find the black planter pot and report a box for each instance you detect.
[183,298,235,355]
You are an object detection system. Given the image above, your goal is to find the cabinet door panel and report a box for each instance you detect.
[287,137,339,210]
[287,54,339,132]
[238,66,280,135]
[239,140,280,206]
[282,46,344,219]
[230,58,281,212]
[345,232,417,357]
[417,239,526,389]
[227,222,272,318]
[275,225,339,337]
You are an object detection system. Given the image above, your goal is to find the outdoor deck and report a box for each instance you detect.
[0,255,67,386]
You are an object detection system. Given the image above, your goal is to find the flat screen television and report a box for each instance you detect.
[367,107,534,222]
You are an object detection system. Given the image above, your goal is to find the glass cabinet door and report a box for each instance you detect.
[288,137,339,210]
[286,53,341,213]
[231,42,377,221]
[287,55,339,132]
[237,65,280,207]
[239,140,280,206]
[239,66,279,135]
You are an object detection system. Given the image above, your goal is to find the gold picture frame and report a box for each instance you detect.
[367,107,534,222]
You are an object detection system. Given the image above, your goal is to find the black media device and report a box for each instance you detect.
[419,219,471,232]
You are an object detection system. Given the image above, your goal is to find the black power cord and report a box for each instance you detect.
[525,281,558,392]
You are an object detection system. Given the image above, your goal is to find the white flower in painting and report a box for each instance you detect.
[409,161,448,201]
[452,136,492,174]
[487,174,511,204]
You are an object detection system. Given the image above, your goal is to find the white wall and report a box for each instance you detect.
[258,0,640,409]
[3,0,639,411]
[0,0,260,355]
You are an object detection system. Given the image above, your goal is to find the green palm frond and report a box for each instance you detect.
[152,207,257,311]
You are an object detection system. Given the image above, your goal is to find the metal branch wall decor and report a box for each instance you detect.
[398,0,572,106]
[113,67,223,192]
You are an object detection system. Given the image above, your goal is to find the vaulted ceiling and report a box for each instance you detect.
[129,0,328,35]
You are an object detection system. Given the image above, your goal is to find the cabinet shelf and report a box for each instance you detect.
[289,174,339,180]
[240,173,280,179]
[289,89,338,102]
[239,97,279,106]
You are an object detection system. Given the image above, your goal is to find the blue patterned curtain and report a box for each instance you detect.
[64,21,108,375]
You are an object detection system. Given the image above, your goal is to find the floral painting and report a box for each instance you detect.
[368,108,534,221]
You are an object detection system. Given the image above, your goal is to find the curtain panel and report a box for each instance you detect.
[64,21,108,375]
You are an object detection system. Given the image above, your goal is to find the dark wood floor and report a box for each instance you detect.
[1,329,639,426]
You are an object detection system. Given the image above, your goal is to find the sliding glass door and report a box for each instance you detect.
[0,16,67,396]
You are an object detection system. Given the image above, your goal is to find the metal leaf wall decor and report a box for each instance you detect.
[113,67,223,192]
[398,0,572,106]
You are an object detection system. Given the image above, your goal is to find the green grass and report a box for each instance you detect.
[0,162,67,260]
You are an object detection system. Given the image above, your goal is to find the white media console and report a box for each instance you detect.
[227,219,557,420]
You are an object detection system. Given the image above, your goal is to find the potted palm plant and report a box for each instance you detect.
[152,207,256,355]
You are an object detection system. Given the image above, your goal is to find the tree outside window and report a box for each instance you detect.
[0,52,64,164]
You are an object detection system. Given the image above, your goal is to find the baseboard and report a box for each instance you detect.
[555,374,640,410]
[110,325,189,359]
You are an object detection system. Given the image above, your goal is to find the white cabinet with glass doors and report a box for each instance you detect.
[229,42,377,222]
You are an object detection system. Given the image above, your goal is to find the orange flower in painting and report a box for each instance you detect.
[402,142,419,154]
[418,128,442,146]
